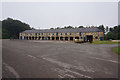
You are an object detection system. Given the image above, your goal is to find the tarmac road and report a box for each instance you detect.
[2,40,119,78]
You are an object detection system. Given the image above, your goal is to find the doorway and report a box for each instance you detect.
[26,36,28,40]
[86,35,93,43]
[39,36,41,40]
[60,37,63,40]
[48,37,50,40]
[52,37,54,40]
[35,37,37,40]
[56,37,59,40]
[32,36,34,40]
[70,37,73,40]
[42,37,44,40]
[29,36,31,40]
[65,37,68,40]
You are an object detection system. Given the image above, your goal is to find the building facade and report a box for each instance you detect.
[19,27,104,41]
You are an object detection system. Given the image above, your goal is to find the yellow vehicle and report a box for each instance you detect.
[74,39,84,43]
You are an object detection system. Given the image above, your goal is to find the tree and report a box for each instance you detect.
[113,26,119,33]
[109,27,114,32]
[63,26,73,29]
[106,26,109,32]
[104,25,120,40]
[2,17,31,39]
[50,28,54,29]
[98,25,105,32]
[53,25,74,29]
[2,28,10,39]
[67,26,73,28]
[75,27,77,28]
[104,32,114,40]
[78,26,84,28]
[56,27,60,29]
[32,27,36,30]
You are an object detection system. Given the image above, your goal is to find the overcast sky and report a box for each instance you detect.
[2,2,118,29]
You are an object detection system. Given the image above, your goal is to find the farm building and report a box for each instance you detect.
[19,27,104,42]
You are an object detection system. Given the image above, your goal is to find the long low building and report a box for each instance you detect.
[19,27,104,42]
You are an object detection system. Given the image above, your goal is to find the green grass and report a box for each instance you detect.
[92,41,120,44]
[114,47,120,55]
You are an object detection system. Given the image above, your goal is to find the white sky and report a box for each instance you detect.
[1,0,119,2]
[1,0,119,29]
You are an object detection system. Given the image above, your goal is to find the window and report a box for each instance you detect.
[70,33,71,35]
[65,33,67,35]
[61,33,62,35]
[56,32,58,36]
[53,33,54,35]
[45,37,47,40]
[79,32,81,36]
[100,37,103,41]
[84,37,86,41]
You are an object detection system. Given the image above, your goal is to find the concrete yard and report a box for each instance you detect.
[2,39,119,78]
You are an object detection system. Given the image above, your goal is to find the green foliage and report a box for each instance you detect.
[55,25,77,29]
[2,28,10,39]
[56,27,60,29]
[105,25,120,40]
[104,32,114,40]
[2,18,31,39]
[63,26,74,29]
[66,26,74,28]
[50,28,54,29]
[78,26,84,28]
[98,25,105,32]
[106,26,108,32]
[92,41,120,44]
[31,27,36,30]
[51,25,86,29]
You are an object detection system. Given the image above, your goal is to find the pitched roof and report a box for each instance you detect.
[21,27,103,33]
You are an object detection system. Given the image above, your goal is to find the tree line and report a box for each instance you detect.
[2,18,32,39]
[104,25,120,40]
[50,25,84,29]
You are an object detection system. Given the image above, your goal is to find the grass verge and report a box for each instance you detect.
[92,41,120,44]
[114,47,120,55]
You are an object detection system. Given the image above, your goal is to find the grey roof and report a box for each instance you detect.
[21,27,103,33]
